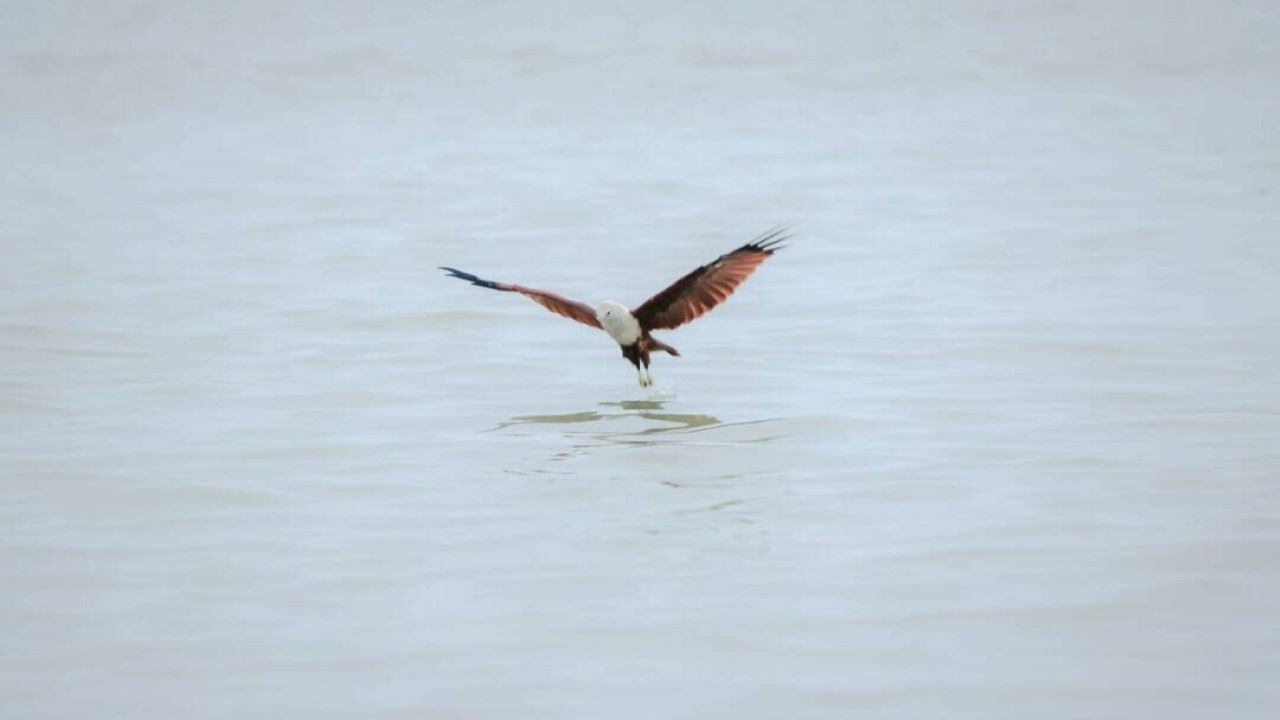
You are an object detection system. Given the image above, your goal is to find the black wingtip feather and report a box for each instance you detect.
[439,266,501,290]
[742,225,790,254]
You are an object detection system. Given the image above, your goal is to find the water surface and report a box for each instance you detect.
[3,1,1279,718]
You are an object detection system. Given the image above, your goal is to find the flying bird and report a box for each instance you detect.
[440,227,787,387]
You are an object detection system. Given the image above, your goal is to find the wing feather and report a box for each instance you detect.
[439,267,602,330]
[631,227,787,331]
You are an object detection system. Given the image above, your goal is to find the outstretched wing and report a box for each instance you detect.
[439,267,602,329]
[631,227,787,331]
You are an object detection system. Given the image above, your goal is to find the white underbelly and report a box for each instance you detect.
[600,310,641,345]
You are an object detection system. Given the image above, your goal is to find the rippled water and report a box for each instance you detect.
[3,1,1279,718]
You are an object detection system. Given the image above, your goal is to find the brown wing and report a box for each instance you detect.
[440,267,602,329]
[631,227,787,331]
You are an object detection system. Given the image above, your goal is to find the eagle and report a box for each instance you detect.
[440,228,787,387]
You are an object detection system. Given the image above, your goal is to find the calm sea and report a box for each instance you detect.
[3,1,1278,718]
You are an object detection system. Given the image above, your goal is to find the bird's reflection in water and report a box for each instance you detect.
[492,400,721,438]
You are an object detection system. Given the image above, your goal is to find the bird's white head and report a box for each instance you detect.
[596,301,641,345]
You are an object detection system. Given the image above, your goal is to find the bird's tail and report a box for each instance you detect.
[649,338,680,357]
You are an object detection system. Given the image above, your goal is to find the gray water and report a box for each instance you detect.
[3,1,1279,718]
